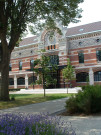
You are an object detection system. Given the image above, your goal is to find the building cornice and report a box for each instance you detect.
[66,30,101,38]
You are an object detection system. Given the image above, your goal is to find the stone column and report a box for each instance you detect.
[25,74,28,89]
[14,75,17,88]
[89,68,94,85]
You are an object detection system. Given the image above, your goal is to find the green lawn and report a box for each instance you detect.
[0,94,74,110]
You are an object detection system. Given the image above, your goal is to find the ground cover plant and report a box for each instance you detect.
[0,94,74,109]
[0,113,75,135]
[65,85,101,114]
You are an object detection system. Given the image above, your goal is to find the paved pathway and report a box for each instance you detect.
[0,98,67,115]
[61,116,101,135]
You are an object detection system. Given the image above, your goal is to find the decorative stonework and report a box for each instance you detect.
[11,47,38,59]
[69,35,101,50]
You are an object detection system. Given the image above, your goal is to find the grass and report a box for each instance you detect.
[0,93,74,110]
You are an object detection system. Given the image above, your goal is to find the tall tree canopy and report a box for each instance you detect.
[0,0,83,101]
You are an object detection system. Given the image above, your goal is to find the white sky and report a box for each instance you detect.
[68,0,101,28]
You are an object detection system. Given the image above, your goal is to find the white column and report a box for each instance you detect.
[89,68,94,85]
[25,74,28,89]
[14,75,17,88]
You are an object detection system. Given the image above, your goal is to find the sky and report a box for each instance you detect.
[68,0,101,28]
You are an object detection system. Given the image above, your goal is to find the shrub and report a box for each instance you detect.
[66,85,101,114]
[9,88,20,91]
[10,95,15,101]
[0,113,75,135]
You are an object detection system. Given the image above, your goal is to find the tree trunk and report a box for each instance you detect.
[43,74,46,97]
[0,51,10,101]
[67,86,68,94]
[67,82,68,94]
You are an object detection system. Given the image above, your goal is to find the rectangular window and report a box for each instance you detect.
[19,61,22,70]
[9,63,12,71]
[78,52,84,63]
[49,55,59,65]
[96,50,101,61]
[54,45,56,49]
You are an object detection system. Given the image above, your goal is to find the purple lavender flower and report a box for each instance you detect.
[0,113,75,135]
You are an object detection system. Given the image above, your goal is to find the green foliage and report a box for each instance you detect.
[34,50,57,87]
[9,88,20,91]
[62,58,75,83]
[33,50,58,96]
[10,95,15,101]
[66,85,101,114]
[0,0,84,41]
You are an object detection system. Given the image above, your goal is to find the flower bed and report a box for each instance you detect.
[0,113,75,135]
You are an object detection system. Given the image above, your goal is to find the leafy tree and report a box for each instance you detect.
[0,0,83,100]
[62,58,75,93]
[33,50,58,97]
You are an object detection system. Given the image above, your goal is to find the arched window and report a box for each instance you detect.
[28,76,37,85]
[30,59,34,70]
[17,77,25,85]
[9,78,14,85]
[76,72,89,82]
[78,52,84,63]
[19,61,22,70]
[96,50,101,61]
[94,71,101,81]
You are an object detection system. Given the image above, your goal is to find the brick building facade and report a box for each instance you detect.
[9,21,101,89]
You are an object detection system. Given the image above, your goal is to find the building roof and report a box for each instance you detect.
[66,21,101,37]
[19,36,38,46]
[19,21,101,46]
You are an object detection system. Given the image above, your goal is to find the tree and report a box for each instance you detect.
[0,0,83,101]
[33,51,58,97]
[62,58,75,93]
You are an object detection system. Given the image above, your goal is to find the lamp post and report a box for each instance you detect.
[33,72,34,89]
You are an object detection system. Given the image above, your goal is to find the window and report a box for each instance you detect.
[9,78,14,85]
[19,52,21,55]
[19,61,22,70]
[17,77,25,85]
[48,46,49,50]
[30,50,33,54]
[78,52,84,63]
[49,55,59,65]
[76,72,89,82]
[96,50,101,61]
[79,42,82,45]
[51,45,52,49]
[54,45,56,49]
[9,63,12,71]
[94,71,101,81]
[96,39,100,42]
[30,59,34,70]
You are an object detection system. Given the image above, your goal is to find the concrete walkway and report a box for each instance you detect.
[61,116,101,135]
[9,87,82,94]
[0,98,67,115]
